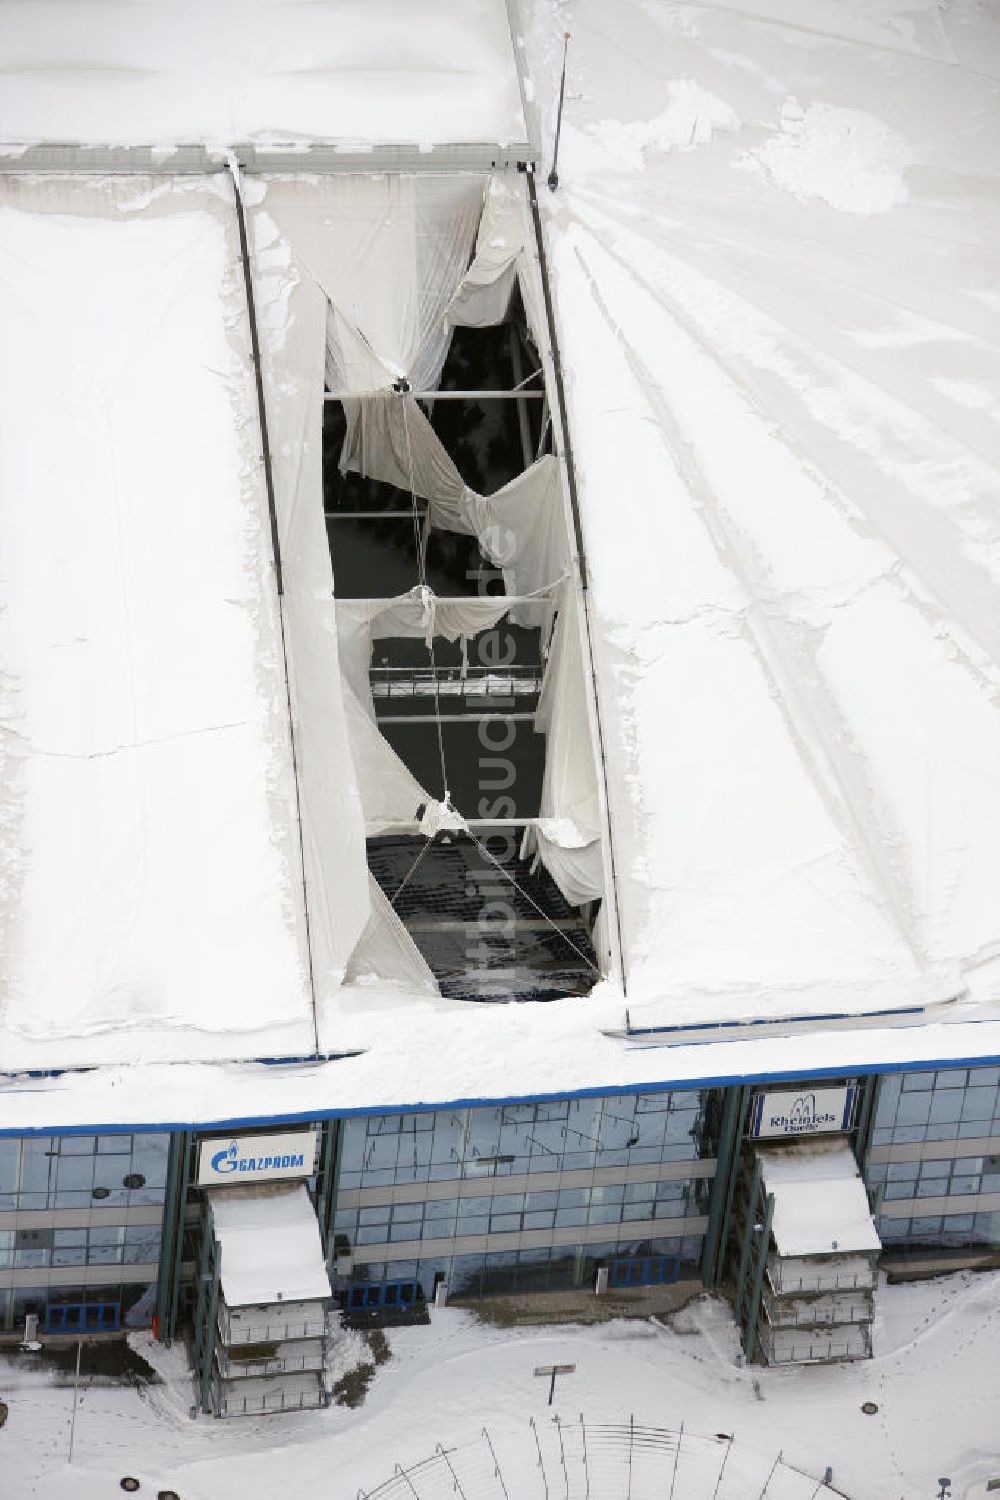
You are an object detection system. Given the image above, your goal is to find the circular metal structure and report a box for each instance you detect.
[354,1416,853,1500]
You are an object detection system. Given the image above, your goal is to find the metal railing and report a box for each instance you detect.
[219,1313,327,1345]
[370,664,543,707]
[353,1414,853,1499]
[762,1291,874,1329]
[759,1323,873,1367]
[216,1348,326,1380]
[766,1260,876,1296]
[215,1378,329,1418]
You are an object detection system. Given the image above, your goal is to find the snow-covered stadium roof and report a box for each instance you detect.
[0,0,527,153]
[1,1,1000,1126]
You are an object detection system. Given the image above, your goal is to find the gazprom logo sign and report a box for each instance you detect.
[197,1129,317,1186]
[751,1086,854,1140]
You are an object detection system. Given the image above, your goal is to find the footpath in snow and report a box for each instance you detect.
[1,1273,998,1499]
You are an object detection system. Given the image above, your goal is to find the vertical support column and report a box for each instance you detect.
[742,1190,774,1365]
[853,1073,879,1178]
[732,1156,762,1332]
[156,1130,191,1343]
[192,1209,221,1417]
[316,1118,342,1261]
[701,1086,746,1288]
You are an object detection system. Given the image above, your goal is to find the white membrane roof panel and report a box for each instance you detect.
[538,0,1000,1026]
[208,1182,331,1307]
[758,1141,881,1257]
[0,0,526,149]
[0,174,313,1068]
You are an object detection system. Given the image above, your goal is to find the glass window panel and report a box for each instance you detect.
[621,1200,653,1221]
[491,1194,525,1216]
[363,1136,399,1173]
[934,1070,968,1089]
[20,1141,57,1198]
[554,1206,588,1227]
[389,1221,420,1242]
[59,1136,96,1156]
[896,1093,932,1126]
[52,1247,86,1267]
[130,1135,169,1191]
[96,1134,130,1154]
[489,1214,521,1233]
[359,1206,390,1226]
[340,1121,367,1171]
[951,1177,981,1196]
[424,1198,459,1221]
[123,1226,161,1264]
[625,1182,656,1203]
[961,1089,997,1122]
[0,1140,19,1209]
[968,1066,1000,1088]
[523,1211,555,1230]
[929,1091,964,1126]
[457,1197,491,1219]
[457,1217,488,1236]
[588,1203,622,1225]
[917,1159,951,1178]
[56,1155,94,1193]
[902,1072,934,1091]
[356,1225,391,1246]
[887,1161,920,1181]
[391,1203,424,1224]
[874,1076,902,1121]
[525,1191,558,1211]
[557,1189,588,1208]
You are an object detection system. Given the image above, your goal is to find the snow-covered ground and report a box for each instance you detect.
[1,1274,998,1499]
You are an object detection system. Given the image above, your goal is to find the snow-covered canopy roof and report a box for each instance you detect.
[1,1,1000,1123]
[207,1182,331,1307]
[0,174,316,1069]
[0,0,527,152]
[543,0,1000,1027]
[757,1140,881,1258]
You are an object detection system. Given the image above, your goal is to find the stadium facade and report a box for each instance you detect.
[1,1,999,1415]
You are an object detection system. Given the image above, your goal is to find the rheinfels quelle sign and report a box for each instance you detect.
[197,1129,318,1186]
[750,1086,855,1139]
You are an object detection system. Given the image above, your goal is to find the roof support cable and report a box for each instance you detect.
[228,156,320,1054]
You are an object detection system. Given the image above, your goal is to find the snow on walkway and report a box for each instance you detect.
[2,1274,998,1499]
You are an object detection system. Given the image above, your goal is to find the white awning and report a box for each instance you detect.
[758,1141,881,1259]
[207,1183,332,1309]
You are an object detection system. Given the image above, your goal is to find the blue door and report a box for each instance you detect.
[44,1302,120,1333]
[609,1255,680,1289]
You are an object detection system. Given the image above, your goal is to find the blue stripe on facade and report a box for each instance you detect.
[2,1050,1000,1137]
